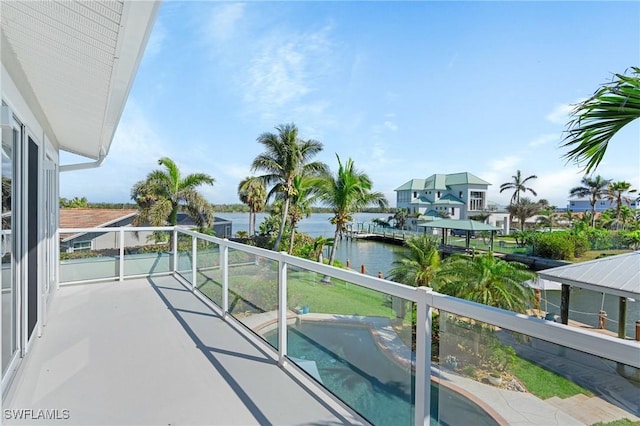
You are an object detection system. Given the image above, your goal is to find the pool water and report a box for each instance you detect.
[265,322,498,426]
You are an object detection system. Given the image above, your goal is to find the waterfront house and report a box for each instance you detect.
[395,173,512,232]
[59,209,233,253]
[395,172,491,219]
[567,197,639,213]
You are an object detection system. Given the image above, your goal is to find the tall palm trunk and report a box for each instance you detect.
[249,209,255,236]
[327,225,341,267]
[273,196,290,251]
[320,225,341,284]
[288,224,296,254]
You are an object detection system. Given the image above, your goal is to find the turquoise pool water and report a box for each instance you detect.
[265,322,498,426]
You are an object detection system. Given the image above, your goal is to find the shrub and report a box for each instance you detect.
[622,230,640,250]
[533,232,575,260]
[568,233,589,257]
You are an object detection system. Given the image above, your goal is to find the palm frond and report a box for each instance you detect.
[562,67,640,173]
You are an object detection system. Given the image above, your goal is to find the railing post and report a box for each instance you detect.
[119,228,125,282]
[278,251,288,366]
[221,240,229,316]
[415,287,432,426]
[191,235,197,291]
[172,228,178,273]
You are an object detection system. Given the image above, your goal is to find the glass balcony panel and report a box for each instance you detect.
[265,266,415,426]
[123,230,172,277]
[195,240,222,306]
[59,230,120,283]
[227,249,278,348]
[436,310,638,426]
[176,233,193,284]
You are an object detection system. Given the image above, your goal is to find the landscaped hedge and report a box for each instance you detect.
[532,231,589,260]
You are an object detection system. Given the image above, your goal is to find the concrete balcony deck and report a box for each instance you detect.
[4,275,362,425]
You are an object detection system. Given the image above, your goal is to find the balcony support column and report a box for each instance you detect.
[191,236,197,291]
[278,252,288,366]
[415,287,432,426]
[119,228,125,282]
[172,228,178,273]
[221,241,229,316]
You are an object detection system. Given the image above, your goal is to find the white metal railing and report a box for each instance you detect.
[58,226,640,426]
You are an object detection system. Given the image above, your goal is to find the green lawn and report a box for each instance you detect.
[511,356,594,399]
[593,420,640,426]
[196,264,408,320]
[287,269,403,318]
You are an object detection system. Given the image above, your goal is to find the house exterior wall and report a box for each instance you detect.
[395,179,489,221]
[567,199,639,213]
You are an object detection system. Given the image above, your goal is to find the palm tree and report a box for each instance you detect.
[250,123,327,251]
[317,155,388,271]
[437,254,535,313]
[618,205,637,230]
[562,67,640,173]
[499,170,538,204]
[536,205,557,231]
[606,181,637,229]
[131,157,215,229]
[238,176,267,237]
[388,235,440,287]
[569,175,611,227]
[392,208,409,230]
[506,197,541,231]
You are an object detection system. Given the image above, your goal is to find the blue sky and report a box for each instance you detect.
[61,1,640,208]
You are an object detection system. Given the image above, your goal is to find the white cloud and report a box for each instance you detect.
[546,100,584,125]
[207,3,245,42]
[528,133,559,148]
[488,155,522,173]
[533,167,585,207]
[384,121,398,131]
[241,25,334,123]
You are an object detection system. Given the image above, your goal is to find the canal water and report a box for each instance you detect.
[220,212,639,335]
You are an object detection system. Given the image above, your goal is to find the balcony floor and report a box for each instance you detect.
[4,275,362,425]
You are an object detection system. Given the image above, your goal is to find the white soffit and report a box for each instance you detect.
[1,1,160,159]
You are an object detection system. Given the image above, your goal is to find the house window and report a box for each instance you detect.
[459,191,463,198]
[451,207,455,215]
[413,191,417,198]
[469,191,485,211]
[437,191,441,198]
[72,241,92,252]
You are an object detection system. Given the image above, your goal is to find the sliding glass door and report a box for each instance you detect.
[1,115,18,381]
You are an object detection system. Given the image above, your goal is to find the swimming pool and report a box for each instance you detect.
[265,321,498,426]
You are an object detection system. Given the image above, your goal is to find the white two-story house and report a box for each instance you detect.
[395,172,490,221]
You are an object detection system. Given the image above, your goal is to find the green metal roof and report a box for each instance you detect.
[395,172,490,191]
[422,174,448,190]
[394,179,426,191]
[445,172,491,186]
[417,219,500,231]
[433,194,464,205]
[417,212,441,221]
